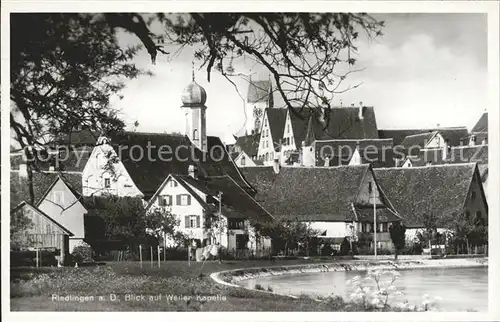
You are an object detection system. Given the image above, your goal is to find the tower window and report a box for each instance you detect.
[193,129,199,140]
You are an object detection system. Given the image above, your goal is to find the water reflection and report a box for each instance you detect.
[241,267,488,311]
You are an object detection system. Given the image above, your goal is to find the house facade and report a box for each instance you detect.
[146,170,273,255]
[256,108,287,165]
[241,163,402,251]
[36,176,88,252]
[11,202,74,264]
[374,163,488,247]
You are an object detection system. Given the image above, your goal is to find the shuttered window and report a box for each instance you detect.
[177,194,191,206]
[185,215,200,228]
[160,195,172,206]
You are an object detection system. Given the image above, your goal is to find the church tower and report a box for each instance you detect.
[181,72,208,151]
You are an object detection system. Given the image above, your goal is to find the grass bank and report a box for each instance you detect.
[10,259,382,311]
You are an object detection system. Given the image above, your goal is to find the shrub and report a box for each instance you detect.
[254,283,265,290]
[71,242,95,264]
[267,285,273,292]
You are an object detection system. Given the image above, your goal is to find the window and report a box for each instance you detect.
[104,178,111,188]
[264,118,267,126]
[185,215,200,228]
[53,191,63,204]
[382,222,388,232]
[228,218,245,229]
[471,191,476,201]
[287,124,290,133]
[176,194,192,206]
[160,195,172,206]
[368,182,373,194]
[241,155,246,166]
[170,180,178,188]
[286,137,290,145]
[193,129,198,140]
[465,211,471,220]
[265,152,269,161]
[476,211,485,225]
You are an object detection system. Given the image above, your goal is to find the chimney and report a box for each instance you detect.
[442,139,450,161]
[470,135,477,146]
[324,156,330,167]
[188,165,197,178]
[358,104,365,120]
[272,157,280,174]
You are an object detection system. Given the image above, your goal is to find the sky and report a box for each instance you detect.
[110,13,488,144]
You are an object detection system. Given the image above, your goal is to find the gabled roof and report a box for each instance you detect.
[10,147,92,172]
[306,107,379,143]
[234,133,261,157]
[247,80,272,103]
[244,165,372,221]
[314,139,394,167]
[374,164,478,228]
[436,127,469,146]
[10,171,83,207]
[11,201,74,236]
[148,174,273,223]
[106,131,252,198]
[472,112,488,133]
[402,148,445,167]
[378,129,429,146]
[35,175,87,209]
[447,145,488,164]
[289,108,313,150]
[265,108,287,148]
[400,131,437,149]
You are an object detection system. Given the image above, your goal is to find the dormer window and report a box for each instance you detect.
[241,155,246,166]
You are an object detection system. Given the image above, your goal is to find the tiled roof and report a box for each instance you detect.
[289,108,312,150]
[400,132,437,149]
[247,80,272,103]
[244,165,372,222]
[234,133,261,157]
[55,129,100,147]
[435,128,469,146]
[378,129,429,146]
[172,175,273,223]
[374,164,478,228]
[472,112,488,133]
[265,108,287,147]
[403,148,445,167]
[10,147,92,172]
[239,166,277,198]
[314,139,394,167]
[447,145,488,165]
[307,107,379,142]
[107,131,252,199]
[382,127,468,148]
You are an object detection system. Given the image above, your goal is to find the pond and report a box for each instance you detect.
[240,267,488,312]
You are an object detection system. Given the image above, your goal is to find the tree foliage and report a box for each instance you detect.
[389,222,406,259]
[104,13,383,117]
[83,196,146,250]
[10,13,148,202]
[255,219,318,255]
[10,209,34,250]
[146,207,189,246]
